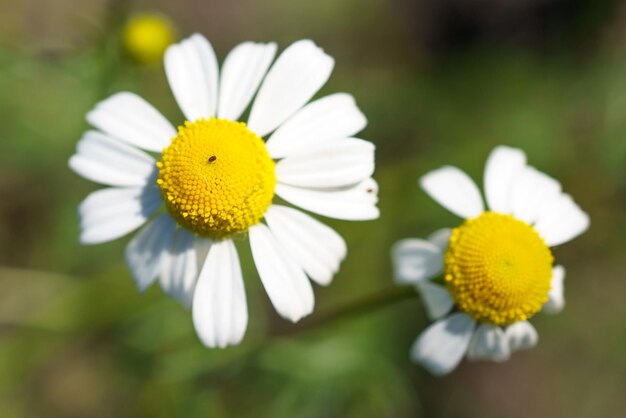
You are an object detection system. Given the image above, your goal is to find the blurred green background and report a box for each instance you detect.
[1,0,625,417]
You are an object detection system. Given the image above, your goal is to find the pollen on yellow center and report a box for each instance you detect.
[444,212,553,326]
[157,118,276,239]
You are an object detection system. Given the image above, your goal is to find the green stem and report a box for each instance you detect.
[97,0,131,98]
[195,286,417,384]
[271,285,417,337]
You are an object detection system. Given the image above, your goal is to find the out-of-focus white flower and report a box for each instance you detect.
[393,146,588,376]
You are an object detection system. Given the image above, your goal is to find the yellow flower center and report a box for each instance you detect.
[157,118,276,239]
[444,212,553,325]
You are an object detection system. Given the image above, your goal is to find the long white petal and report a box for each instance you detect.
[86,92,175,152]
[410,313,476,376]
[483,146,526,213]
[543,265,565,314]
[391,239,443,285]
[264,205,346,286]
[79,186,161,244]
[420,166,484,219]
[192,239,248,348]
[275,178,379,221]
[533,193,589,246]
[159,228,199,308]
[505,321,538,352]
[249,224,314,322]
[509,166,562,225]
[275,138,375,188]
[69,131,156,187]
[416,281,455,321]
[466,324,510,362]
[266,93,367,158]
[217,42,277,121]
[165,33,219,121]
[125,215,176,292]
[247,40,334,137]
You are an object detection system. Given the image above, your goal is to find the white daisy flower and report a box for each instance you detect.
[392,146,588,376]
[69,34,379,348]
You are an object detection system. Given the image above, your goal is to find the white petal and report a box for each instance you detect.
[275,178,379,221]
[249,224,314,322]
[275,138,375,188]
[159,229,199,308]
[125,215,176,292]
[247,40,334,137]
[217,42,277,121]
[543,265,565,314]
[416,281,454,320]
[509,166,562,224]
[483,146,526,213]
[533,193,589,246]
[194,238,213,272]
[420,166,484,219]
[410,313,476,376]
[86,92,175,152]
[427,228,452,252]
[165,33,219,121]
[391,239,443,285]
[192,239,248,348]
[264,205,346,286]
[79,186,162,244]
[505,321,538,352]
[69,131,156,187]
[467,324,510,362]
[266,93,367,158]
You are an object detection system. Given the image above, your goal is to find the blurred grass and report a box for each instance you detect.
[1,0,626,417]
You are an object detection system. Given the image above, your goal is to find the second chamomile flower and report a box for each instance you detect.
[392,146,588,376]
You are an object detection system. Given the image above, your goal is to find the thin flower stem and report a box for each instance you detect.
[97,0,131,97]
[195,286,418,385]
[271,286,417,337]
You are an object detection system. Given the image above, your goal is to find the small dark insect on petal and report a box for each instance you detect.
[208,155,217,163]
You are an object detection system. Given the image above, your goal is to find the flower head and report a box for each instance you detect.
[70,34,378,348]
[392,146,588,375]
[122,14,177,65]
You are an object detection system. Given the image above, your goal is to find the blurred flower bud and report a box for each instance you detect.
[122,13,177,65]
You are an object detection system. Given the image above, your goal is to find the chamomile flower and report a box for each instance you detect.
[392,146,588,376]
[70,34,378,348]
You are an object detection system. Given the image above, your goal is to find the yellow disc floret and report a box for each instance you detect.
[157,118,276,239]
[445,212,553,325]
